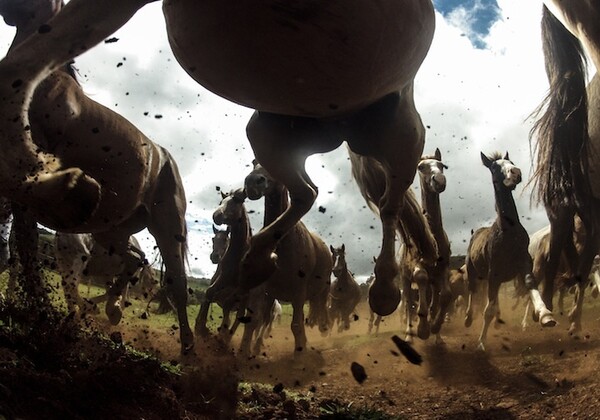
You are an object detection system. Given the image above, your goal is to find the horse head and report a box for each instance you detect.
[418,147,448,194]
[213,188,247,227]
[330,243,347,278]
[244,160,273,200]
[481,151,521,190]
[210,224,230,264]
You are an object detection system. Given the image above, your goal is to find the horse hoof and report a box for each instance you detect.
[106,305,123,325]
[539,310,556,328]
[368,282,400,316]
[417,321,430,340]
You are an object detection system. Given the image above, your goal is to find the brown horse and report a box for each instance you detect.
[328,244,362,333]
[0,0,435,320]
[529,2,600,318]
[0,1,192,353]
[464,152,556,351]
[416,148,452,337]
[244,161,331,357]
[195,189,250,341]
[210,225,230,265]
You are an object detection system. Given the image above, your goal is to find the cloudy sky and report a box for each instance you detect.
[0,1,579,281]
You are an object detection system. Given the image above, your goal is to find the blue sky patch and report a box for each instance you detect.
[434,0,502,49]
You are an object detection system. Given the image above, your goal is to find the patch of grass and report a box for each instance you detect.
[318,399,399,420]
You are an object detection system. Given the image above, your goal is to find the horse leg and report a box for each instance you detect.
[464,264,477,328]
[521,299,531,331]
[524,273,557,328]
[290,299,308,357]
[243,113,342,289]
[194,297,211,337]
[10,205,46,305]
[430,268,452,336]
[568,283,585,336]
[147,166,193,354]
[414,268,430,340]
[477,280,501,351]
[0,1,152,220]
[348,90,426,316]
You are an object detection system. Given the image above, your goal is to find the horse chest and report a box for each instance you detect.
[163,0,434,117]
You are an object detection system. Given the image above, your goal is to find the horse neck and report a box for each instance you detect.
[420,184,445,239]
[223,209,251,263]
[399,189,438,264]
[263,183,289,226]
[493,182,520,230]
[335,265,353,285]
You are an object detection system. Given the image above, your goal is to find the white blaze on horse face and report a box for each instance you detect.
[418,159,446,193]
[213,193,243,226]
[498,160,522,188]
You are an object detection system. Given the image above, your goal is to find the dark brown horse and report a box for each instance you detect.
[244,161,331,357]
[328,244,361,333]
[0,1,192,353]
[465,152,556,351]
[529,2,600,320]
[0,0,435,320]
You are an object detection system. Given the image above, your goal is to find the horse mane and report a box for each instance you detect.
[486,151,503,162]
[528,5,591,220]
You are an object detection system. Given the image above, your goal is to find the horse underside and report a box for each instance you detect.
[164,0,435,117]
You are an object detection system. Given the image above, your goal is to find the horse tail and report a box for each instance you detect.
[529,5,591,222]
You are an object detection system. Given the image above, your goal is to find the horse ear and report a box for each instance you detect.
[480,152,492,168]
[252,159,258,167]
[330,245,334,254]
[221,191,227,199]
[434,148,442,161]
[504,151,510,160]
[372,256,377,263]
[341,243,345,252]
[233,188,247,201]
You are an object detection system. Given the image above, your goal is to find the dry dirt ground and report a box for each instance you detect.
[2,289,600,419]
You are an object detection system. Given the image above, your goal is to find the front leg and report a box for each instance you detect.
[0,0,152,220]
[349,89,426,316]
[242,112,341,290]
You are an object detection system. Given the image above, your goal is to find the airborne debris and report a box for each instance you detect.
[350,362,367,384]
[391,335,423,365]
[318,206,326,213]
[104,37,119,43]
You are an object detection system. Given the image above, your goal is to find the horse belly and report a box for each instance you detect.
[163,0,434,117]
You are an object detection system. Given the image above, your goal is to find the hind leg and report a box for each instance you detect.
[147,175,193,354]
[348,89,425,316]
[244,112,342,289]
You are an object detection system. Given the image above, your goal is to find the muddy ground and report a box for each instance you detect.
[2,290,600,419]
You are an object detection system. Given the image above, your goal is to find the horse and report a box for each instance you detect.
[244,161,331,357]
[210,225,230,265]
[195,189,251,342]
[464,152,556,351]
[0,0,435,321]
[529,2,600,320]
[328,244,361,333]
[447,265,469,320]
[54,232,156,318]
[416,148,452,336]
[0,1,192,354]
[526,219,594,333]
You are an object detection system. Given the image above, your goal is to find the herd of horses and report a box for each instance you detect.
[0,0,599,359]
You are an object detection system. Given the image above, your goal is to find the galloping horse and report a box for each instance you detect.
[416,148,452,336]
[464,152,556,351]
[210,225,230,265]
[0,1,192,353]
[195,189,251,341]
[0,0,435,319]
[350,150,440,341]
[530,2,600,317]
[328,244,361,333]
[54,232,155,318]
[244,161,331,356]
